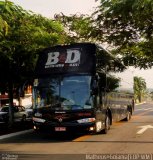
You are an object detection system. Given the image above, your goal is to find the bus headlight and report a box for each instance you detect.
[77,118,95,123]
[33,117,46,123]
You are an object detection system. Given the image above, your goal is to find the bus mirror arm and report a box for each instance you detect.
[91,79,98,95]
[91,87,98,95]
[99,87,110,93]
[105,87,110,92]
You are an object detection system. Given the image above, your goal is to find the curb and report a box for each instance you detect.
[0,129,33,140]
[135,101,146,106]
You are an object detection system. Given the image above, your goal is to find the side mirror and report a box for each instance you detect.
[91,79,98,95]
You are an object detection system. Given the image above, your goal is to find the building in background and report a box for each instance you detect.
[14,85,32,108]
[0,94,9,108]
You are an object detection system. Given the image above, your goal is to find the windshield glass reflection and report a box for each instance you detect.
[35,76,93,110]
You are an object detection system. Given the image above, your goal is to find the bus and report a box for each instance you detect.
[32,43,134,134]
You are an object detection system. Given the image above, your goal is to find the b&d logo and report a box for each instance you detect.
[45,49,81,68]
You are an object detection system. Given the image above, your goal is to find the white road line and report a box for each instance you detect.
[0,129,33,140]
[149,109,153,111]
[135,108,145,111]
[135,108,152,111]
[137,125,153,134]
[143,108,153,110]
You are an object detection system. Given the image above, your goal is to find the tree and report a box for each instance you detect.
[149,91,153,101]
[0,0,68,125]
[98,73,120,92]
[133,76,147,103]
[92,0,153,69]
[56,1,153,69]
[54,13,94,43]
[0,15,8,37]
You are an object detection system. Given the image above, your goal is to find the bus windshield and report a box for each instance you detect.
[34,75,93,110]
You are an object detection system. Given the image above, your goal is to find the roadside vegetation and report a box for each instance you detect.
[0,0,153,126]
[0,0,70,125]
[133,76,147,103]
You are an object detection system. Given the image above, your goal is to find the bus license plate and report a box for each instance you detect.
[55,127,66,131]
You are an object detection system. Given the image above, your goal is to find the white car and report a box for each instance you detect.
[0,105,31,123]
[25,106,33,121]
[0,111,8,124]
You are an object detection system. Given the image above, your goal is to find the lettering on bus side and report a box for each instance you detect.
[45,49,81,68]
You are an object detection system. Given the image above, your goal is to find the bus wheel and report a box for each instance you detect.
[102,115,111,134]
[125,111,131,121]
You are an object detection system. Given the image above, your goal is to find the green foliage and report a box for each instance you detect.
[0,0,69,124]
[54,13,95,43]
[99,72,120,92]
[0,15,8,37]
[0,0,68,92]
[96,46,126,72]
[56,1,153,69]
[107,75,120,91]
[92,0,153,68]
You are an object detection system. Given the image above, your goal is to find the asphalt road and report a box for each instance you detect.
[0,102,153,160]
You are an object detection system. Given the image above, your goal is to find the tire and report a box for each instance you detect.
[125,111,131,121]
[102,115,111,134]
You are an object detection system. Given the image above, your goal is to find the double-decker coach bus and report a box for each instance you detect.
[32,43,134,134]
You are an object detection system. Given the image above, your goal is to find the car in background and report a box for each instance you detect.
[0,105,32,123]
[0,109,8,124]
[24,105,33,120]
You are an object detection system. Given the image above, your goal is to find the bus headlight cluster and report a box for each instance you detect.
[77,118,95,123]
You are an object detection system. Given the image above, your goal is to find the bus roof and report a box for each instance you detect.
[34,43,126,77]
[35,43,96,76]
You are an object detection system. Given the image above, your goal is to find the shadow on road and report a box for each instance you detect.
[0,121,33,136]
[1,130,153,144]
[0,131,89,143]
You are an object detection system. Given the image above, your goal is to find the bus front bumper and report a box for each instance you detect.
[33,120,96,134]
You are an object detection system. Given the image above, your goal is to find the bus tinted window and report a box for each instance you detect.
[34,76,93,110]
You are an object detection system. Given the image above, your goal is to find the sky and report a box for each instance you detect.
[7,0,153,89]
[116,67,153,89]
[9,0,99,18]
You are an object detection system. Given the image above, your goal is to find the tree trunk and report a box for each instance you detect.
[138,94,141,103]
[8,79,14,127]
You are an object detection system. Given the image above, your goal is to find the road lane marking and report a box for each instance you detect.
[135,108,145,111]
[133,109,153,118]
[143,108,153,110]
[137,125,153,134]
[135,108,152,111]
[135,108,153,111]
[0,129,33,140]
